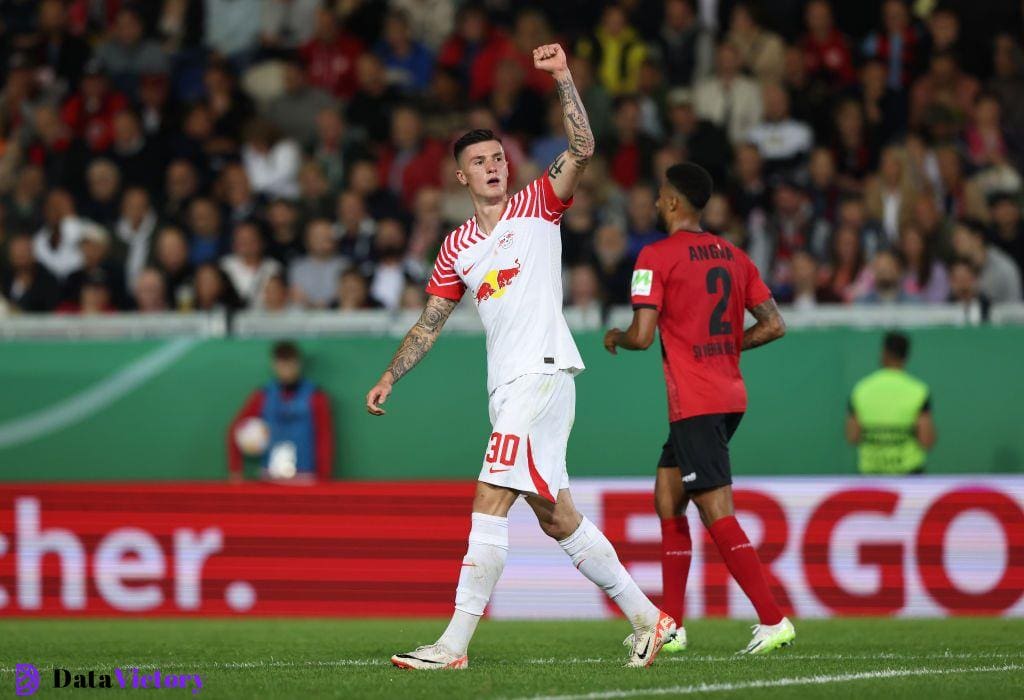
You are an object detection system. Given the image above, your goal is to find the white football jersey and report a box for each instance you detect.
[426,174,585,394]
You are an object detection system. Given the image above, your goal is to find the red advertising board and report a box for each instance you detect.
[1,478,1021,618]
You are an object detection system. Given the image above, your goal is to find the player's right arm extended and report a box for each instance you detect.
[365,295,459,415]
[742,298,786,350]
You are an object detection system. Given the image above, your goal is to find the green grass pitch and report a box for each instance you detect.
[2,618,1022,698]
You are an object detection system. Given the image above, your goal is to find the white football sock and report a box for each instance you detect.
[558,517,660,632]
[437,512,508,655]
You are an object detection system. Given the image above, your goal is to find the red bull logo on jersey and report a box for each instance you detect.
[475,259,521,304]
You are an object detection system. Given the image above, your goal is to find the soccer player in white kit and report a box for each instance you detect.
[365,44,674,670]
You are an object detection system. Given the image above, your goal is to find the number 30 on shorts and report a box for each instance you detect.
[485,432,521,466]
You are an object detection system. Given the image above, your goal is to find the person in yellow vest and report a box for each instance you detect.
[846,332,936,474]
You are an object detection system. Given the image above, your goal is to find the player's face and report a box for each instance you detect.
[456,141,508,199]
[273,358,301,385]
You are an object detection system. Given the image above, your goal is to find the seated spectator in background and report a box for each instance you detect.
[375,9,434,93]
[153,226,194,311]
[62,223,127,309]
[81,159,122,230]
[855,248,918,304]
[335,190,377,270]
[911,190,954,261]
[865,145,919,245]
[664,88,730,184]
[204,0,263,66]
[837,195,886,260]
[347,158,403,222]
[694,42,763,144]
[262,59,336,150]
[220,164,260,225]
[300,6,365,100]
[262,274,292,313]
[406,187,445,269]
[116,187,159,289]
[346,53,402,144]
[847,332,935,475]
[162,159,200,228]
[228,340,334,482]
[726,142,769,222]
[899,222,949,303]
[34,189,85,283]
[824,225,868,303]
[241,119,301,201]
[988,35,1024,143]
[221,222,282,308]
[311,108,360,196]
[25,105,89,197]
[857,58,908,144]
[746,83,813,178]
[806,147,841,227]
[186,197,226,267]
[296,161,334,222]
[132,267,168,313]
[195,262,242,312]
[748,178,817,288]
[1,234,60,312]
[861,0,922,91]
[567,264,602,312]
[591,224,633,306]
[399,282,426,311]
[831,99,876,192]
[948,257,991,323]
[290,219,346,309]
[800,0,856,88]
[781,250,841,309]
[909,51,979,131]
[989,193,1024,271]
[951,220,1023,302]
[702,193,747,248]
[377,105,444,209]
[265,199,304,265]
[111,109,163,194]
[489,58,545,140]
[333,268,381,310]
[936,145,990,224]
[2,165,46,237]
[60,59,128,153]
[963,93,1011,171]
[261,0,319,50]
[725,2,785,83]
[203,62,255,148]
[576,4,647,96]
[30,0,92,92]
[560,185,598,266]
[94,7,169,98]
[604,96,657,189]
[137,72,176,146]
[71,271,117,315]
[370,218,420,311]
[625,183,664,258]
[656,0,713,88]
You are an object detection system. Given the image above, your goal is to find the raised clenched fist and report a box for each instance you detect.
[533,44,568,74]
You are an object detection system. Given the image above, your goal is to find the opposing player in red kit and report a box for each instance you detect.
[604,163,795,655]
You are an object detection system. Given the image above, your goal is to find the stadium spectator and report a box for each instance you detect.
[300,7,365,101]
[591,223,633,307]
[489,58,545,140]
[782,249,839,309]
[899,222,949,303]
[132,266,168,313]
[369,218,419,311]
[111,109,163,195]
[1,234,60,312]
[262,59,337,150]
[31,0,92,92]
[162,159,200,228]
[664,88,730,184]
[346,53,403,144]
[68,270,116,315]
[694,42,763,144]
[262,273,292,313]
[335,190,376,270]
[153,226,194,311]
[194,262,241,312]
[725,2,785,84]
[34,189,85,282]
[847,332,936,475]
[855,248,918,305]
[936,146,990,224]
[334,268,380,310]
[702,192,746,249]
[948,257,991,323]
[604,96,657,189]
[2,165,45,236]
[26,104,89,195]
[228,340,334,481]
[186,197,226,267]
[865,146,918,245]
[824,225,868,303]
[377,105,445,208]
[963,93,1010,171]
[265,199,304,265]
[290,219,346,309]
[830,98,876,192]
[261,0,320,50]
[61,222,126,309]
[951,220,1023,302]
[347,158,403,222]
[748,178,816,287]
[806,147,840,227]
[220,163,260,225]
[399,281,426,311]
[857,58,908,144]
[375,9,434,93]
[988,34,1024,140]
[625,183,663,258]
[746,83,813,178]
[94,7,169,98]
[310,108,360,195]
[989,193,1024,271]
[567,264,602,312]
[862,0,922,91]
[204,0,264,65]
[81,159,122,230]
[241,119,302,200]
[576,4,647,96]
[116,187,159,289]
[59,59,129,153]
[655,0,713,88]
[909,51,979,131]
[799,0,856,87]
[221,222,283,308]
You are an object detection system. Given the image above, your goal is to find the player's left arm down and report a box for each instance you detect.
[605,308,658,354]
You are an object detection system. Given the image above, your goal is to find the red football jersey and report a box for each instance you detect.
[630,230,772,422]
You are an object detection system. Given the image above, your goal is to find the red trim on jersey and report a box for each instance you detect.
[526,437,556,503]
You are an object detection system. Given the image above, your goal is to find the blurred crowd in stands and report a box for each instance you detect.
[0,0,1022,318]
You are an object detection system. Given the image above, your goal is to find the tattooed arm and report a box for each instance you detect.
[742,298,786,351]
[533,44,595,202]
[365,295,459,415]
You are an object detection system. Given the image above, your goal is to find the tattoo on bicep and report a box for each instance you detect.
[386,296,457,382]
[750,298,780,324]
[548,153,565,179]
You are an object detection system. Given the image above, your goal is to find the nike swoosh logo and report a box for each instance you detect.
[636,638,651,660]
[462,263,477,275]
[488,467,511,473]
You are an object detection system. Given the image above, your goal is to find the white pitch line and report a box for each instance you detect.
[0,652,1020,674]
[511,663,1024,700]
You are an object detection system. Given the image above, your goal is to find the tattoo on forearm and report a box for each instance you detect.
[554,73,595,170]
[385,296,458,382]
[742,298,786,351]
